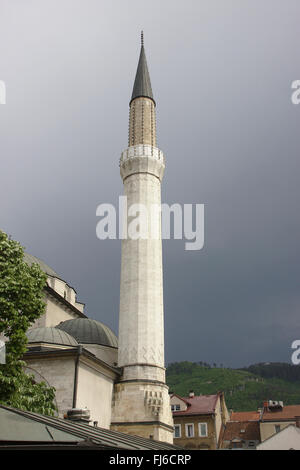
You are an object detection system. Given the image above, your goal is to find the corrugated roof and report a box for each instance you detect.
[0,407,82,443]
[0,406,179,450]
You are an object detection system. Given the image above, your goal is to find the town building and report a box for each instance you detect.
[219,400,300,449]
[257,419,300,450]
[219,420,261,449]
[170,392,229,450]
[260,400,300,442]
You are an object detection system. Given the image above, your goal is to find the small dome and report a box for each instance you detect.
[26,327,78,347]
[56,318,118,348]
[24,253,59,278]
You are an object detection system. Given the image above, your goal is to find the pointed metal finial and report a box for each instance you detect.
[141,30,144,47]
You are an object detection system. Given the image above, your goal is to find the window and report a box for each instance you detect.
[171,404,180,411]
[174,424,181,438]
[185,423,194,438]
[198,422,208,437]
[232,441,243,449]
[275,425,281,433]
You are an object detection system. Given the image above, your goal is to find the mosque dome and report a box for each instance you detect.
[24,253,59,278]
[56,318,118,348]
[26,327,78,347]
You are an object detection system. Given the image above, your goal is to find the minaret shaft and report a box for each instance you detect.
[118,171,164,380]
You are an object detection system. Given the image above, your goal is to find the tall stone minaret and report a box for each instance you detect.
[111,33,174,444]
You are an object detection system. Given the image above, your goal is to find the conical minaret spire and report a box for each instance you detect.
[129,32,156,147]
[130,32,155,104]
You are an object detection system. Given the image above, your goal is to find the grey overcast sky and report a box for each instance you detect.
[1,0,300,367]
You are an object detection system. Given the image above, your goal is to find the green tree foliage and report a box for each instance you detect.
[0,230,56,415]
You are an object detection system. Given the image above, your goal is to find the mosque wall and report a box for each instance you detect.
[25,355,76,417]
[30,294,79,330]
[76,357,116,429]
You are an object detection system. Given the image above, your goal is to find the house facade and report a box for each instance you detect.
[220,420,261,449]
[260,401,300,442]
[219,410,261,449]
[170,392,229,450]
[257,421,300,450]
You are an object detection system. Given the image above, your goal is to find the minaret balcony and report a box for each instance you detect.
[120,144,164,165]
[120,144,165,181]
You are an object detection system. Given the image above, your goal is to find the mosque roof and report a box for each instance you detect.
[26,327,78,347]
[56,318,118,348]
[24,252,59,278]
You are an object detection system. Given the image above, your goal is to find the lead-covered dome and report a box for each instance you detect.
[24,253,59,278]
[56,318,118,348]
[26,327,78,347]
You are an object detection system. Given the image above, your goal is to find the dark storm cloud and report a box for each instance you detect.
[1,0,299,366]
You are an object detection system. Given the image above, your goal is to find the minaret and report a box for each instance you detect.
[111,33,174,443]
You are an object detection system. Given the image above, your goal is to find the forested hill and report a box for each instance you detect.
[241,362,300,383]
[166,361,300,412]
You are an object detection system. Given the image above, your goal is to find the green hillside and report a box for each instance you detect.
[166,362,300,412]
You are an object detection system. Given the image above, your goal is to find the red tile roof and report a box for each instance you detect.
[222,421,261,443]
[230,411,260,422]
[171,393,219,416]
[262,405,300,422]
